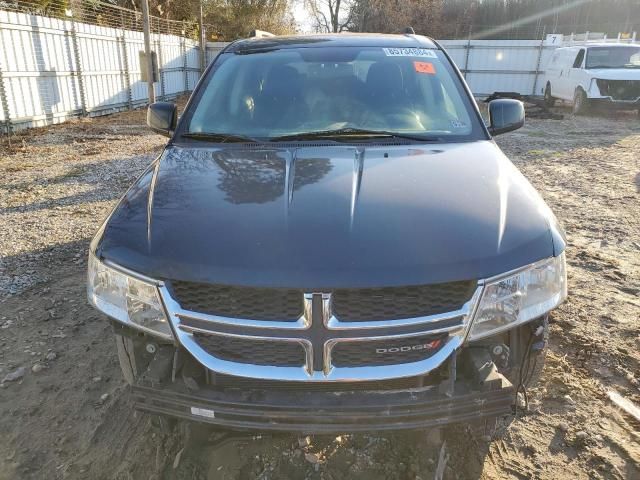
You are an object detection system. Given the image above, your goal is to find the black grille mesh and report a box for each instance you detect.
[194,333,305,367]
[332,281,476,321]
[331,335,446,367]
[597,79,640,100]
[170,281,303,321]
[211,373,440,392]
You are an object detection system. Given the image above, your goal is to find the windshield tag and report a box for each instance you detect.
[383,48,437,58]
[414,61,436,74]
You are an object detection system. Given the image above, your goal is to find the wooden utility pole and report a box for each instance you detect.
[141,0,155,103]
[199,1,206,74]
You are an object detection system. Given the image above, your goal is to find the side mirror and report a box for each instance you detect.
[488,99,525,136]
[147,102,177,137]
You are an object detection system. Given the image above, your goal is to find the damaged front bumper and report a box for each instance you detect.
[132,380,513,433]
[128,340,514,433]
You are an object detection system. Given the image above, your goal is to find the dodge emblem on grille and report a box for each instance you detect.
[376,339,442,354]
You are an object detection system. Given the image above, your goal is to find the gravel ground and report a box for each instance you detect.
[0,102,639,480]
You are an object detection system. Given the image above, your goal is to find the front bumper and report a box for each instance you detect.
[126,336,515,433]
[132,375,513,433]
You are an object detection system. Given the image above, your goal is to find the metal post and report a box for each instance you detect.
[181,24,188,93]
[155,31,165,100]
[0,66,12,140]
[69,16,87,116]
[532,26,546,96]
[141,0,155,103]
[463,26,472,79]
[119,11,133,110]
[199,2,205,74]
[120,34,133,109]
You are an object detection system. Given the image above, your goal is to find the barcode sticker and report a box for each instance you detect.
[191,407,216,419]
[383,48,437,58]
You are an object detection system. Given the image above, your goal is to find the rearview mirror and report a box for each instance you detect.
[488,99,525,136]
[147,102,177,137]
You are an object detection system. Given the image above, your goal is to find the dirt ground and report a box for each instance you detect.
[0,101,639,480]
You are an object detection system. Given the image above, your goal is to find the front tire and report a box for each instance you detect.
[544,83,555,107]
[573,88,590,115]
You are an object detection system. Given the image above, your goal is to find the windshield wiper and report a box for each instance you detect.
[269,127,442,142]
[181,132,260,143]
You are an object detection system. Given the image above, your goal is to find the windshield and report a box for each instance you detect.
[183,46,484,142]
[586,46,640,69]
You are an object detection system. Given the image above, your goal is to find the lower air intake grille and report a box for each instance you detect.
[193,333,305,367]
[332,281,476,321]
[210,374,442,392]
[331,335,446,367]
[170,281,303,321]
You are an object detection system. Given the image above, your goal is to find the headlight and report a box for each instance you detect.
[468,253,567,341]
[87,254,173,340]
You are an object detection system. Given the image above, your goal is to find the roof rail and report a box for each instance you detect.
[250,29,275,38]
[404,26,416,35]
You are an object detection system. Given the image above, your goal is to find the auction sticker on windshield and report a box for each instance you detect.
[414,61,436,74]
[383,48,437,58]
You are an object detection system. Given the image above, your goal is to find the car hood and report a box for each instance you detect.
[95,141,564,289]
[588,69,640,80]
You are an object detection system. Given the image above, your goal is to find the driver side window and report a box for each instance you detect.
[573,49,585,68]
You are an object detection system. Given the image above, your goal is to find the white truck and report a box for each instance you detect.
[543,44,640,115]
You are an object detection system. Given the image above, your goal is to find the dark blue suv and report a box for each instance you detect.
[87,33,567,433]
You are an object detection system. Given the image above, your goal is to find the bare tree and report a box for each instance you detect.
[305,0,355,32]
[350,0,443,37]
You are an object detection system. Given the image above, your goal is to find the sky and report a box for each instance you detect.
[292,1,314,33]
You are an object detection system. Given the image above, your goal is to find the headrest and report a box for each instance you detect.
[366,62,404,97]
[262,65,302,98]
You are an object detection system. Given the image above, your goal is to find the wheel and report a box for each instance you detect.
[543,83,555,107]
[573,88,590,115]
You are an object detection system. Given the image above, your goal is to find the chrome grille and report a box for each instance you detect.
[170,281,303,321]
[193,332,306,367]
[331,335,446,367]
[332,282,477,321]
[162,281,483,382]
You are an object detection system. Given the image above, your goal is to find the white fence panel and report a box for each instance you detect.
[0,9,206,131]
[0,10,83,128]
[123,31,149,107]
[185,40,201,91]
[158,34,186,97]
[76,23,128,112]
[206,42,227,65]
[439,39,548,96]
